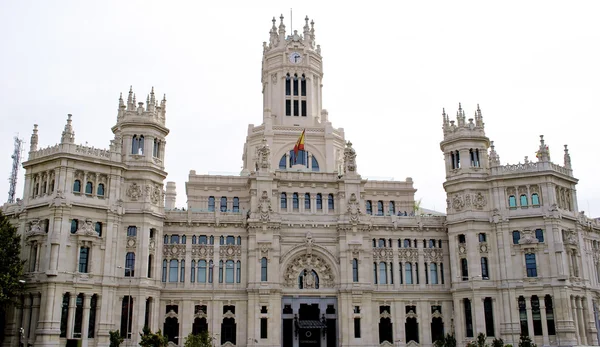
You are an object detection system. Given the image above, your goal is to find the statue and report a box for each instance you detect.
[256,138,271,171]
[343,141,357,174]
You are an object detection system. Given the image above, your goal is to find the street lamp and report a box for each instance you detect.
[118,266,133,347]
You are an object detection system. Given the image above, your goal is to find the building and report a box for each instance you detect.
[3,14,600,347]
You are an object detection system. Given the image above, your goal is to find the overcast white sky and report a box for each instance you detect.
[1,1,599,216]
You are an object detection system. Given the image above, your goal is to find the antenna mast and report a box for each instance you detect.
[7,136,24,203]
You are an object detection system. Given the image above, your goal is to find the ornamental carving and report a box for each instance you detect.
[255,138,271,171]
[126,182,142,201]
[283,254,335,288]
[151,184,161,205]
[380,310,392,319]
[165,310,178,319]
[373,248,394,261]
[255,190,273,222]
[518,229,539,245]
[473,192,487,209]
[191,245,214,258]
[563,229,578,246]
[305,231,314,255]
[406,309,418,319]
[423,249,443,262]
[163,244,186,258]
[259,243,271,260]
[452,193,486,210]
[432,309,442,319]
[398,249,418,262]
[349,244,361,260]
[458,245,467,255]
[77,219,97,236]
[219,245,242,260]
[126,236,136,249]
[347,193,362,224]
[223,310,235,319]
[27,219,43,235]
[452,195,464,211]
[479,243,489,254]
[343,141,357,174]
[271,73,277,84]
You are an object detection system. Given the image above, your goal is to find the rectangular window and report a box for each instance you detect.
[169,260,178,282]
[535,229,544,242]
[260,318,268,339]
[261,258,268,282]
[509,195,517,208]
[285,100,291,116]
[225,261,234,283]
[464,298,473,337]
[513,231,521,244]
[354,318,361,338]
[233,197,239,212]
[525,253,538,277]
[127,226,137,237]
[220,197,227,212]
[79,247,89,273]
[479,233,486,242]
[484,297,495,336]
[532,296,543,336]
[301,100,307,117]
[293,100,299,116]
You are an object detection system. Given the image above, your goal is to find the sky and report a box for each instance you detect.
[1,1,599,216]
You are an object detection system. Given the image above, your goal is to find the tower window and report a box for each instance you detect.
[220,197,227,212]
[304,193,311,210]
[208,196,215,212]
[285,74,291,96]
[293,74,299,96]
[292,193,299,210]
[470,148,481,167]
[293,100,299,116]
[535,229,544,242]
[301,100,307,117]
[328,194,334,210]
[71,219,78,234]
[513,231,521,244]
[85,182,93,195]
[285,100,291,116]
[509,195,517,208]
[377,201,384,216]
[95,222,102,236]
[366,200,372,215]
[525,253,537,277]
[478,233,486,242]
[301,75,306,96]
[233,197,239,212]
[481,257,489,279]
[520,194,528,207]
[388,201,395,215]
[461,258,468,280]
[280,193,287,209]
[73,180,81,193]
[97,183,105,197]
[316,193,322,210]
[531,193,540,205]
[79,247,89,273]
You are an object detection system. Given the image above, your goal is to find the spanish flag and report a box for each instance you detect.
[293,129,306,163]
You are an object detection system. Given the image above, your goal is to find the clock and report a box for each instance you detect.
[289,52,302,64]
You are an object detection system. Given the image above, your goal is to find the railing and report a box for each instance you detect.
[491,161,573,177]
[28,143,117,162]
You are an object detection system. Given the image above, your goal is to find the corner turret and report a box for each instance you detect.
[60,114,75,144]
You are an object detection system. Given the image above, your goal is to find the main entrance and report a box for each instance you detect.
[281,297,337,347]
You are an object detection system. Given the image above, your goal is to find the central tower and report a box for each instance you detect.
[262,15,323,126]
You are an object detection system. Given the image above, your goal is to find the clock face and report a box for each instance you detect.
[289,52,302,64]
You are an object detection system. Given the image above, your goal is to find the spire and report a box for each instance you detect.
[61,114,75,144]
[442,108,449,130]
[268,16,279,48]
[146,94,150,111]
[535,135,550,162]
[30,124,39,152]
[150,86,156,105]
[278,14,286,37]
[127,86,134,110]
[119,92,124,108]
[456,102,466,126]
[489,140,500,166]
[303,15,310,38]
[133,93,137,106]
[563,144,572,169]
[475,103,484,127]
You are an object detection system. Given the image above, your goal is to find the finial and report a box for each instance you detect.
[162,94,166,102]
[305,15,309,24]
[442,108,446,116]
[490,141,495,149]
[280,14,284,23]
[151,86,155,94]
[539,135,545,145]
[67,114,72,121]
[133,93,136,104]
[458,102,462,110]
[477,103,481,111]
[129,85,133,93]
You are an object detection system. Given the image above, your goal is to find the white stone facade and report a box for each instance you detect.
[3,14,600,347]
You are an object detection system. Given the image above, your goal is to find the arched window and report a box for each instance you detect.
[311,156,319,171]
[120,296,133,338]
[219,236,224,245]
[280,193,287,209]
[192,235,197,244]
[95,222,102,236]
[73,180,81,193]
[405,263,413,284]
[236,236,241,245]
[71,219,78,234]
[429,239,436,248]
[285,73,291,97]
[520,194,528,206]
[233,197,239,212]
[519,296,528,336]
[508,195,517,207]
[138,135,144,155]
[181,235,187,244]
[328,194,335,211]
[292,193,299,210]
[153,138,160,158]
[377,201,384,216]
[162,260,167,282]
[225,260,235,283]
[545,295,556,335]
[531,193,540,205]
[366,201,372,215]
[304,193,311,210]
[164,235,169,244]
[132,135,138,154]
[531,296,543,336]
[199,235,207,244]
[290,150,307,166]
[220,197,227,212]
[127,226,137,237]
[170,235,179,244]
[430,263,438,284]
[190,260,196,283]
[316,193,322,210]
[198,260,207,283]
[388,201,395,215]
[226,236,235,245]
[147,254,153,278]
[481,257,489,279]
[404,239,411,248]
[208,260,214,283]
[209,236,214,245]
[42,181,47,195]
[97,183,105,196]
[352,258,359,282]
[208,196,215,212]
[218,260,224,283]
[279,155,287,169]
[378,239,386,248]
[261,257,268,281]
[49,180,55,193]
[379,262,387,284]
[461,258,469,280]
[180,260,185,282]
[236,261,241,283]
[85,182,93,195]
[169,259,178,282]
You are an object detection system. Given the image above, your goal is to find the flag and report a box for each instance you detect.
[293,129,305,163]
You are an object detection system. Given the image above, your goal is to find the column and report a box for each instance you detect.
[421,301,432,346]
[22,295,32,341]
[286,153,290,169]
[577,297,587,345]
[453,297,465,341]
[29,294,40,345]
[66,294,77,338]
[180,300,192,341]
[571,296,580,344]
[81,294,92,347]
[526,297,535,341]
[539,299,550,346]
[307,152,312,170]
